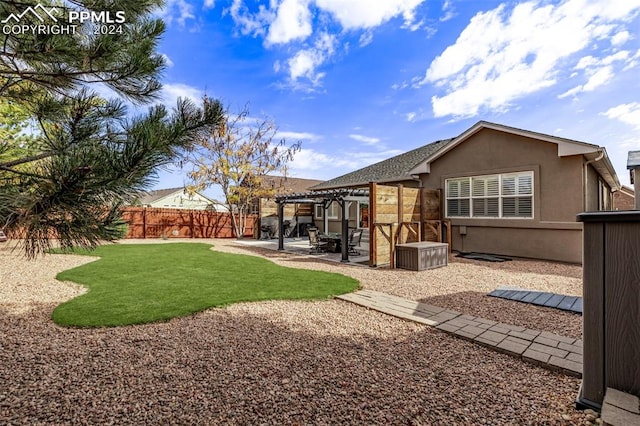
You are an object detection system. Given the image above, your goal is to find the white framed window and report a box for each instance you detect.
[249,201,259,215]
[446,171,533,219]
[598,179,611,211]
[315,204,324,219]
[327,201,339,219]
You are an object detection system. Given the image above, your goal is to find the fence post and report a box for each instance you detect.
[142,207,147,239]
[577,211,640,409]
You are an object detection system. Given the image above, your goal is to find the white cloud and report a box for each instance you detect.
[161,53,174,68]
[226,0,273,37]
[611,30,631,46]
[420,0,640,118]
[314,0,425,30]
[276,131,322,141]
[161,0,195,26]
[603,102,640,130]
[440,0,456,22]
[349,134,380,144]
[266,0,313,45]
[582,66,614,91]
[227,0,428,88]
[559,51,632,98]
[288,147,403,179]
[285,32,337,85]
[161,83,204,107]
[359,31,373,47]
[204,0,215,8]
[406,112,417,122]
[289,148,357,173]
[288,49,324,83]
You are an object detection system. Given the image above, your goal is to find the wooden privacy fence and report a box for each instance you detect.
[369,183,451,267]
[121,207,257,239]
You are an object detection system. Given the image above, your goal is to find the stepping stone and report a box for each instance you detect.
[531,292,554,306]
[558,296,578,311]
[500,290,519,299]
[509,291,530,301]
[543,294,566,308]
[489,288,582,314]
[521,292,543,303]
[570,298,583,313]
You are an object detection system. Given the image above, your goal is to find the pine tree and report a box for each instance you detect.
[0,1,224,257]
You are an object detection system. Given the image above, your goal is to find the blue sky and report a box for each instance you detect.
[153,0,640,199]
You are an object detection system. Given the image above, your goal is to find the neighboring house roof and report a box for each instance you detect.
[138,187,213,206]
[627,151,640,169]
[313,121,620,191]
[310,139,454,190]
[260,176,323,195]
[138,187,188,205]
[619,185,635,196]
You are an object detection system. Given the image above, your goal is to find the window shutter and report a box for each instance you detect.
[502,176,516,196]
[517,174,532,195]
[447,199,470,217]
[447,179,459,198]
[447,172,532,218]
[487,176,499,196]
[472,178,484,197]
[473,198,499,217]
[503,197,532,217]
[460,179,470,197]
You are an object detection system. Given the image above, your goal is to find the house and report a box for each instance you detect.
[254,176,323,237]
[137,187,221,211]
[312,121,622,263]
[613,185,635,210]
[627,150,640,210]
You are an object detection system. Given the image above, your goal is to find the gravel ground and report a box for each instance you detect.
[215,240,583,339]
[0,239,589,424]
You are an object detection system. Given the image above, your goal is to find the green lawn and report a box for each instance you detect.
[53,243,359,327]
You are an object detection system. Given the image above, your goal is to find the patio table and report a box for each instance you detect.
[320,233,342,253]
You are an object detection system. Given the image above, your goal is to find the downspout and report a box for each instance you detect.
[584,150,605,212]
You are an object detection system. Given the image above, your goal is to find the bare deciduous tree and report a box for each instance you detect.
[187,106,301,238]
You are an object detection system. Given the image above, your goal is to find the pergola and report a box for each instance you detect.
[275,188,369,262]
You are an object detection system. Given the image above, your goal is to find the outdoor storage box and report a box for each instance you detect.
[396,241,448,271]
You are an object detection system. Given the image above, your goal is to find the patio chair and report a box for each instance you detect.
[307,227,328,253]
[348,229,363,255]
[260,224,274,239]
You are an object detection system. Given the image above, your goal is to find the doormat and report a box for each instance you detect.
[456,252,512,262]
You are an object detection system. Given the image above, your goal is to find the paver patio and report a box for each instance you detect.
[337,289,583,377]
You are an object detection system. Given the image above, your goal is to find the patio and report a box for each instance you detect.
[235,234,371,265]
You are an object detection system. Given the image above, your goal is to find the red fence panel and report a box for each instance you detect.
[120,207,256,239]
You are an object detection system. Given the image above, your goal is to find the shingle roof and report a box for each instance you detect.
[138,187,188,205]
[627,151,640,169]
[260,175,323,194]
[311,138,454,190]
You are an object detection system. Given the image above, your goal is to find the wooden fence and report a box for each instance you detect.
[121,207,257,239]
[369,183,450,267]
